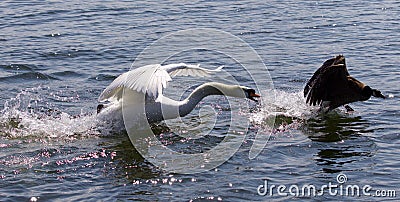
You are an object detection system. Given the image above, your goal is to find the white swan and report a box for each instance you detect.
[97,63,260,123]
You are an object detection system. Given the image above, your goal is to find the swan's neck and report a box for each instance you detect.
[178,82,245,117]
[98,83,247,123]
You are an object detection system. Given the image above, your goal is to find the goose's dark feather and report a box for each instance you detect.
[304,55,373,111]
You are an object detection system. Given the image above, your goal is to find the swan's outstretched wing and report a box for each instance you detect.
[163,63,224,77]
[98,63,223,102]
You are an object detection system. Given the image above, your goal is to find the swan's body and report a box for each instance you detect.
[97,63,259,123]
[304,55,385,112]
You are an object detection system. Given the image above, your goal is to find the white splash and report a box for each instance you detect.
[0,87,106,140]
[250,89,318,129]
[0,109,99,139]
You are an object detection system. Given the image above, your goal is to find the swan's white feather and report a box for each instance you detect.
[98,63,223,102]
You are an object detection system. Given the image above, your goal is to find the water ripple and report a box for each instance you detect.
[0,72,57,82]
[1,0,399,201]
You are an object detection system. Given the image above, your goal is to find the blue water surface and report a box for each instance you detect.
[0,0,399,201]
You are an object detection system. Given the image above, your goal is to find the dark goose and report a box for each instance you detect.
[304,55,385,112]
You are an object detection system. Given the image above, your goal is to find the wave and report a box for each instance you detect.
[0,64,36,71]
[0,72,58,82]
[88,74,117,81]
[0,64,58,82]
[39,49,96,59]
[50,70,87,78]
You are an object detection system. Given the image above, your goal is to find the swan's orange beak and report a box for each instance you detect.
[250,92,260,97]
[249,92,261,102]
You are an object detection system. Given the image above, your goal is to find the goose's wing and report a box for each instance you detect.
[304,55,348,98]
[98,63,223,102]
[304,55,349,106]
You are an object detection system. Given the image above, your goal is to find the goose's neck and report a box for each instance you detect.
[178,82,244,117]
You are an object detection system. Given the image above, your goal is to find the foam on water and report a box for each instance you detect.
[1,86,367,140]
[0,87,103,140]
[0,87,318,140]
[250,89,319,130]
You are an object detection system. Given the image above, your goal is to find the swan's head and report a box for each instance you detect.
[200,82,261,102]
[242,87,261,102]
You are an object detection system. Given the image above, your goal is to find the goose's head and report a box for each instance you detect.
[372,89,386,99]
[362,86,386,99]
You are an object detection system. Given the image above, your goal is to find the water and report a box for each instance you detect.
[1,0,399,201]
